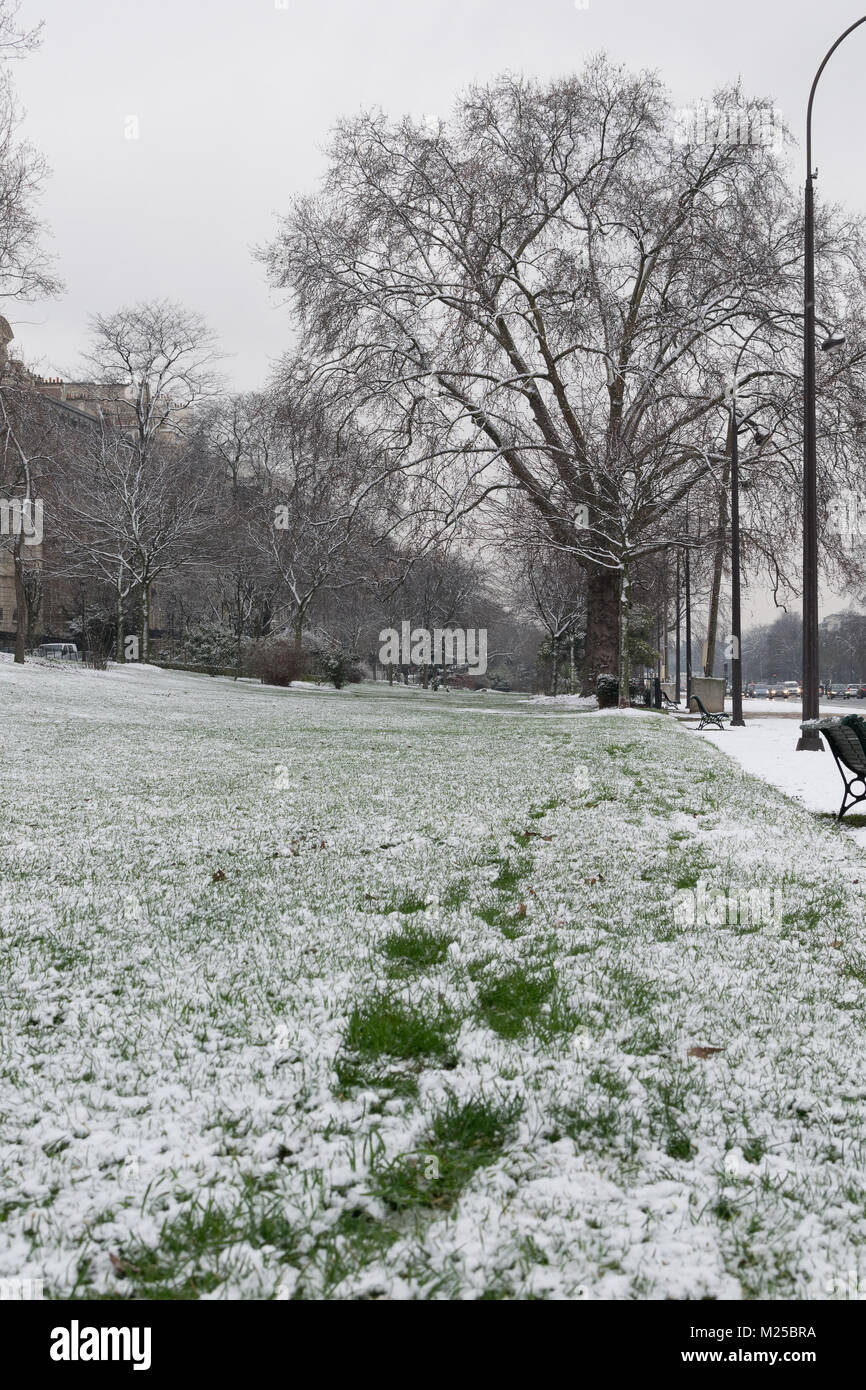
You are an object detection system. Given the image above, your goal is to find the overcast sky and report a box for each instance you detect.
[11,0,866,621]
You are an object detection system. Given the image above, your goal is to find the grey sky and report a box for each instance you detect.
[11,0,866,622]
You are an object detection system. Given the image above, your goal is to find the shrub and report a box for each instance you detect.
[314,646,363,689]
[248,641,307,687]
[596,673,619,708]
[178,622,239,669]
[449,673,488,690]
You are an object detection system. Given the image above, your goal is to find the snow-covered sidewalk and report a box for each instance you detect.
[698,715,866,852]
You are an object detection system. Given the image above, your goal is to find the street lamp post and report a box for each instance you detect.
[797,15,866,751]
[684,522,693,707]
[675,549,681,704]
[729,391,745,727]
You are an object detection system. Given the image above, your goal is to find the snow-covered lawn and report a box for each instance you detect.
[2,658,866,1301]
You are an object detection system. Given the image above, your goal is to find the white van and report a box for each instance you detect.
[34,642,79,660]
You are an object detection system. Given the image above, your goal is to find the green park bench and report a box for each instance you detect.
[800,715,866,820]
[688,694,728,731]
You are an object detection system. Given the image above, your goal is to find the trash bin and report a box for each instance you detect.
[691,676,725,712]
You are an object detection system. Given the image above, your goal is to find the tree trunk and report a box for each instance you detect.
[115,587,124,662]
[617,563,630,708]
[235,580,243,678]
[661,550,669,683]
[140,583,151,663]
[685,545,693,704]
[583,565,620,691]
[13,534,25,663]
[675,550,681,702]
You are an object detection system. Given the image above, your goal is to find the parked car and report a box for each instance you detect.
[34,642,79,660]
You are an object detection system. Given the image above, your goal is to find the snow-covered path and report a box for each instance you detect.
[697,715,866,852]
[2,659,866,1301]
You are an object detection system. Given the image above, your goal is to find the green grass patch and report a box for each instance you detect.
[490,857,532,891]
[380,921,453,973]
[336,992,458,1092]
[114,1189,298,1300]
[475,964,555,1040]
[380,891,428,915]
[372,1092,521,1211]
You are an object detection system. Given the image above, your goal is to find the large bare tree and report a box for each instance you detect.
[261,58,866,689]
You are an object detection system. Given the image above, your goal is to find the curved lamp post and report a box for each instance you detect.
[797,16,866,751]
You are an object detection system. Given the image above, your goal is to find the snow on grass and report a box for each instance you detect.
[1,659,866,1300]
[525,692,598,709]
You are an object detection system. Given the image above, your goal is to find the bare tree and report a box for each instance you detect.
[79,301,223,658]
[52,419,219,662]
[257,403,372,656]
[0,1,60,306]
[0,379,54,659]
[515,547,586,695]
[194,391,280,667]
[82,300,222,454]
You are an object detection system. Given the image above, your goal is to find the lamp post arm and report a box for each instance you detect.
[807,17,866,175]
[799,17,866,750]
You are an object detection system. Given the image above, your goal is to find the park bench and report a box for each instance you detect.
[688,694,728,731]
[660,689,681,709]
[800,715,866,820]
